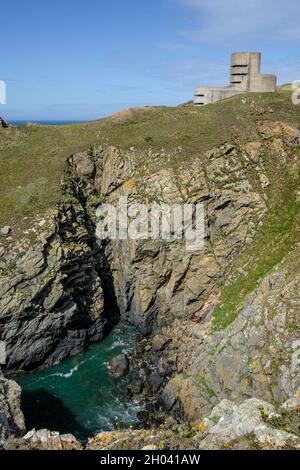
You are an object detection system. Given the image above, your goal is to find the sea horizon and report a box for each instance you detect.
[10,119,88,126]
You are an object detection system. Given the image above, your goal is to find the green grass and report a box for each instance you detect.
[213,167,300,330]
[1,88,300,232]
[197,376,218,400]
[264,410,300,437]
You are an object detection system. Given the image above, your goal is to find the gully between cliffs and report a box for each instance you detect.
[3,122,298,430]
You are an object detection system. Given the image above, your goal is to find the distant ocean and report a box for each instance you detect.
[11,120,86,126]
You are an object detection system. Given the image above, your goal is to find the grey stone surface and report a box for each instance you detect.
[0,372,25,447]
[0,148,124,371]
[1,368,300,450]
[107,353,129,376]
[162,243,300,421]
[0,121,299,450]
[1,226,11,237]
[0,119,299,450]
[5,428,82,450]
[197,396,300,450]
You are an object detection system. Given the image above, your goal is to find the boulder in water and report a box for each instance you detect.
[107,354,129,377]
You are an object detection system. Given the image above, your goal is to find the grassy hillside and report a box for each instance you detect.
[1,87,300,232]
[213,165,300,330]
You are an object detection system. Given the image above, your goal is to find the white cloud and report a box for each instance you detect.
[157,42,187,50]
[175,0,300,44]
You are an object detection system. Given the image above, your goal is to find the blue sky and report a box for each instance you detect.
[1,0,300,120]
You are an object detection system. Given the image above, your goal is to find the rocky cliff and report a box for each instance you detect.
[163,245,300,419]
[0,91,299,449]
[2,371,300,450]
[60,120,299,419]
[0,372,25,446]
[0,188,118,371]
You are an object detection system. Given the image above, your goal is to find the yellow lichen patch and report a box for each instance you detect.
[123,178,136,194]
[197,421,206,432]
[249,359,269,384]
[240,376,250,388]
[243,141,262,162]
[282,124,299,143]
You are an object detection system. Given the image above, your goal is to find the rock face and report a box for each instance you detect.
[2,371,298,451]
[107,353,129,376]
[86,395,300,450]
[0,371,82,450]
[4,428,82,450]
[0,119,299,450]
[85,122,298,419]
[163,246,300,420]
[106,141,267,335]
[196,397,300,450]
[0,193,117,371]
[0,372,25,446]
[0,226,11,237]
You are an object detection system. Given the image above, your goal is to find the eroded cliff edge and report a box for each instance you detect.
[0,98,300,449]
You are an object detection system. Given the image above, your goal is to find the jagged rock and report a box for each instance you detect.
[4,428,82,450]
[22,249,45,279]
[257,120,300,143]
[100,146,129,196]
[280,396,300,412]
[152,334,170,352]
[195,397,300,450]
[0,204,108,371]
[85,396,300,450]
[0,373,25,447]
[0,119,299,450]
[0,373,81,450]
[71,151,95,180]
[1,126,291,379]
[0,226,11,237]
[208,399,238,422]
[0,118,11,129]
[108,354,129,376]
[253,426,300,450]
[162,243,300,421]
[1,373,299,450]
[146,372,164,393]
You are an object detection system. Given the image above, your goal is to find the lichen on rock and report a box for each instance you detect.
[0,102,299,450]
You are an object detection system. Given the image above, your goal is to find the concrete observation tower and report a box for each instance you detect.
[194,52,277,106]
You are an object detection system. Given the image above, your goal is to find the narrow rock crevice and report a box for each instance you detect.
[1,121,300,445]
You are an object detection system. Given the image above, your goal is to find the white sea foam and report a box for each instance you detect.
[108,339,125,350]
[50,360,85,379]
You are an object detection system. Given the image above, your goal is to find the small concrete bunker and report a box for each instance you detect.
[194,52,277,106]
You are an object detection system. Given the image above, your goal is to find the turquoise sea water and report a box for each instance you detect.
[14,323,141,440]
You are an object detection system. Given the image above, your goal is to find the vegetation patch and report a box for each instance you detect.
[1,88,300,233]
[213,158,300,330]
